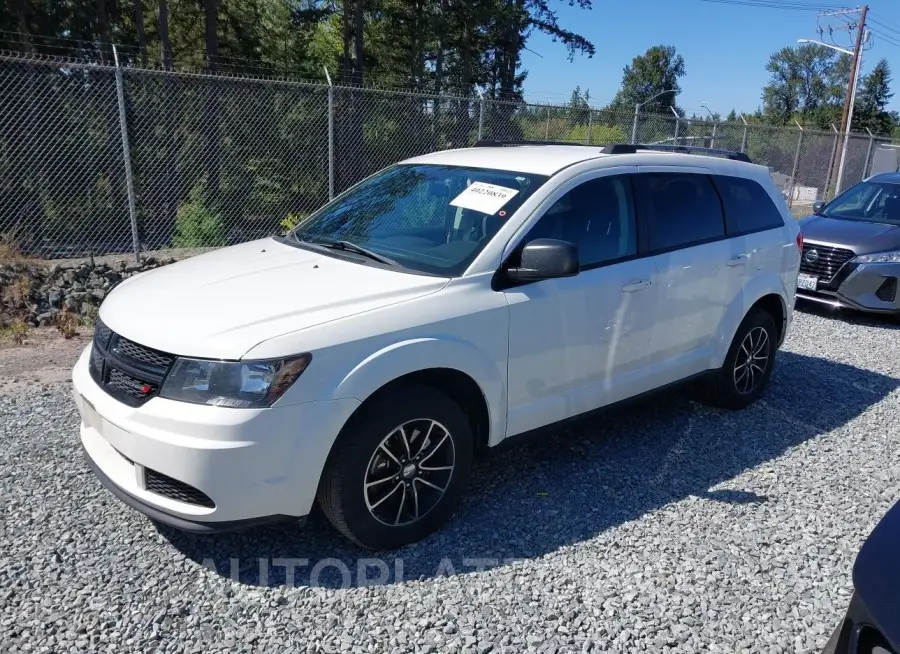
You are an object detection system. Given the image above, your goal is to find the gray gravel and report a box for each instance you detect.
[2,306,900,653]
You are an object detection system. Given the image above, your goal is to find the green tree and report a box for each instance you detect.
[761,43,848,128]
[854,58,897,136]
[568,85,591,126]
[611,45,686,115]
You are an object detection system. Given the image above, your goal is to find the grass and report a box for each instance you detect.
[0,320,29,345]
[2,277,31,307]
[0,232,30,265]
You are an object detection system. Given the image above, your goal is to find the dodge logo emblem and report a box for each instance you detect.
[804,249,819,263]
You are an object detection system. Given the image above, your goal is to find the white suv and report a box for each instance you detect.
[73,142,802,549]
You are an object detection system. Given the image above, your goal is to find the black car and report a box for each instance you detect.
[796,173,900,318]
[823,498,900,653]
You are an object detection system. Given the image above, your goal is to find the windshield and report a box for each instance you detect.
[288,164,549,276]
[820,180,900,226]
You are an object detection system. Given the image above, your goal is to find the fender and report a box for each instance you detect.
[332,337,507,446]
[710,272,788,369]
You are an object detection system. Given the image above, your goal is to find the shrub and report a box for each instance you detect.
[172,185,227,248]
[55,307,78,339]
[2,277,31,308]
[0,231,27,265]
[4,319,28,345]
[279,212,305,234]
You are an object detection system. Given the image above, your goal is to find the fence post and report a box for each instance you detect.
[586,110,592,145]
[545,107,550,139]
[323,67,334,201]
[631,103,639,144]
[477,95,484,142]
[112,45,141,263]
[710,121,717,149]
[788,122,804,210]
[739,114,748,153]
[670,106,680,146]
[863,128,875,179]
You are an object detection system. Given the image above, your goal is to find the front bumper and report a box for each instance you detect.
[796,261,900,314]
[72,345,360,531]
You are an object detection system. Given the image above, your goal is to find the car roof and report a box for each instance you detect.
[402,145,763,177]
[867,172,900,184]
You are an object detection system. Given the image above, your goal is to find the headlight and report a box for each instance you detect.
[852,250,900,264]
[159,354,312,408]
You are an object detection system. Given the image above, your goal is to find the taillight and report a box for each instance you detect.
[796,232,804,251]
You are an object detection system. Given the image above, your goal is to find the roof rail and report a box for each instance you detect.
[472,139,595,148]
[600,143,753,163]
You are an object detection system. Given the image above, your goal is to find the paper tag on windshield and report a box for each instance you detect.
[449,182,519,215]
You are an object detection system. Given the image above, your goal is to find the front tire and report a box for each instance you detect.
[317,385,474,550]
[703,307,778,410]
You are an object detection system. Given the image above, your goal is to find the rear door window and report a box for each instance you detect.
[633,172,726,252]
[713,175,785,234]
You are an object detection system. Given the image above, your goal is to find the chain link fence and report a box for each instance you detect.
[0,51,894,261]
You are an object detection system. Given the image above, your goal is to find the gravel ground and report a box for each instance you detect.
[2,306,900,653]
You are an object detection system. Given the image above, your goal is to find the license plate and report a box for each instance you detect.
[797,273,818,291]
[81,395,102,432]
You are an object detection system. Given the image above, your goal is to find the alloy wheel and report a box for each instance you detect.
[363,419,456,527]
[733,326,770,395]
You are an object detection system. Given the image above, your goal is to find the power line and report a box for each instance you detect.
[695,0,846,11]
[868,16,900,38]
[869,27,900,50]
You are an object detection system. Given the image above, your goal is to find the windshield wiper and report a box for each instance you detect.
[301,237,397,266]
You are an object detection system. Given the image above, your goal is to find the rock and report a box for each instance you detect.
[80,302,94,316]
[71,282,85,293]
[47,291,62,309]
[103,270,121,283]
[62,270,76,284]
[90,289,105,301]
[64,297,79,311]
[36,311,55,327]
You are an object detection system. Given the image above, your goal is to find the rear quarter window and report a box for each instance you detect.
[633,172,726,252]
[713,175,786,234]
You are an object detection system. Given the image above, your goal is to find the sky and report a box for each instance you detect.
[520,0,900,117]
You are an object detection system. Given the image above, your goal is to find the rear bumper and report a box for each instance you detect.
[798,261,900,314]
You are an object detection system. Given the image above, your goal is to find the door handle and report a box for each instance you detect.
[727,253,750,267]
[622,279,651,292]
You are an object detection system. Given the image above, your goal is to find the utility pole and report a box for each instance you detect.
[815,5,869,196]
[838,5,868,141]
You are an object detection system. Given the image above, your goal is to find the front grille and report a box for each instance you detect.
[90,319,173,407]
[112,337,174,368]
[799,243,855,282]
[107,368,155,401]
[876,277,898,302]
[145,469,215,508]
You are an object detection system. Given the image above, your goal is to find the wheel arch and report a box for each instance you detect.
[713,278,789,369]
[331,337,505,452]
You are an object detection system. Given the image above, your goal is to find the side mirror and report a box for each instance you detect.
[813,200,825,214]
[506,238,579,283]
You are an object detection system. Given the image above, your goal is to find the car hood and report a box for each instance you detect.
[100,238,449,359]
[798,215,900,254]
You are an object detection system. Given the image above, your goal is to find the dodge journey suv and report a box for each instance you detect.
[73,142,802,550]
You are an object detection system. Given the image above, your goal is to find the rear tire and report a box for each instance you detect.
[317,385,474,550]
[703,307,777,410]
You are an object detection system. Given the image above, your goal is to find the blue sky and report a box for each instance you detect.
[520,0,900,116]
